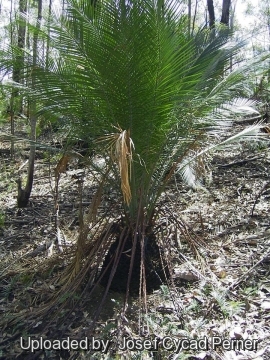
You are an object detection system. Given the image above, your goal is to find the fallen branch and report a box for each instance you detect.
[233,115,261,125]
[228,248,270,290]
[218,156,263,168]
[251,181,270,216]
[25,241,53,258]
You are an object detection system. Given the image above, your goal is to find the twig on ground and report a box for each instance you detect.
[218,156,263,168]
[251,181,270,216]
[228,248,270,290]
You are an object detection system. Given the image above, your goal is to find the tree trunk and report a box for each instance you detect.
[10,0,27,158]
[46,0,52,69]
[191,0,198,36]
[17,0,42,207]
[9,0,15,158]
[221,0,231,26]
[229,0,237,72]
[188,0,191,36]
[17,0,27,113]
[207,0,215,28]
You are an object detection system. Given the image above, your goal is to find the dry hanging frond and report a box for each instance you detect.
[114,129,134,205]
[55,154,70,180]
[98,127,134,205]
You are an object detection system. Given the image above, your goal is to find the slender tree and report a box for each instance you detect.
[17,0,27,112]
[221,0,231,25]
[207,0,215,28]
[188,0,191,35]
[191,0,198,35]
[45,0,52,69]
[9,0,15,157]
[17,0,42,207]
[10,0,28,158]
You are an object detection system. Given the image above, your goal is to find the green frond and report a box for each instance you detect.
[1,0,269,222]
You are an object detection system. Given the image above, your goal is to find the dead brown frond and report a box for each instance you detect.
[60,171,111,286]
[98,126,134,205]
[54,154,70,179]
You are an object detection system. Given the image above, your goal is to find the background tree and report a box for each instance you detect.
[239,0,270,101]
[17,0,43,207]
[9,0,28,158]
[221,0,231,25]
[44,0,52,69]
[207,0,215,28]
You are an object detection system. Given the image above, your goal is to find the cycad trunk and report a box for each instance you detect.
[100,227,164,294]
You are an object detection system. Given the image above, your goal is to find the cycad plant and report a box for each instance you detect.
[1,0,266,318]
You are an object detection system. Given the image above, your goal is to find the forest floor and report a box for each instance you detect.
[0,120,270,360]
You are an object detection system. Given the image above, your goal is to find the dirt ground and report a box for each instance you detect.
[0,122,270,360]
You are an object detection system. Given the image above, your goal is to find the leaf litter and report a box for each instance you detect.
[0,123,270,359]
